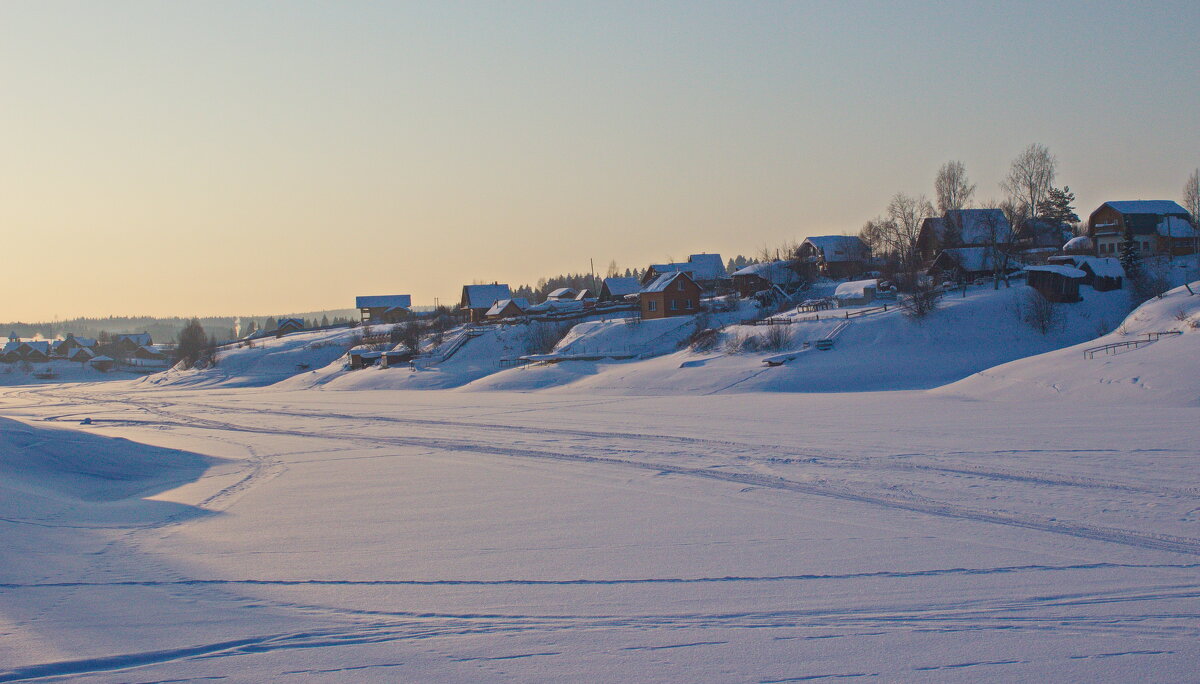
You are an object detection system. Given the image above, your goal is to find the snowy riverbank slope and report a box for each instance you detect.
[943,280,1200,406]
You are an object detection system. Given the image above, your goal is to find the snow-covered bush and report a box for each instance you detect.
[685,327,721,352]
[1016,289,1061,335]
[759,324,792,351]
[524,321,573,355]
[900,282,942,320]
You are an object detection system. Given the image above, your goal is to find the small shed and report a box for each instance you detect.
[381,348,414,368]
[1048,255,1124,291]
[1025,265,1085,303]
[833,279,878,307]
[348,347,382,370]
[90,355,115,372]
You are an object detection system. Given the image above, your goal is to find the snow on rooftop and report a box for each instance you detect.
[686,253,728,280]
[485,298,529,316]
[1062,235,1093,251]
[356,294,412,309]
[642,271,692,293]
[1025,264,1086,278]
[803,235,868,262]
[1071,256,1124,279]
[462,284,512,309]
[833,279,878,299]
[1103,200,1189,216]
[602,277,641,297]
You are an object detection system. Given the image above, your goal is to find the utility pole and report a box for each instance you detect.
[590,258,596,294]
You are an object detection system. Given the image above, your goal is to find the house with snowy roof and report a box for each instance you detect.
[112,334,153,357]
[917,209,1012,264]
[1086,201,1197,258]
[926,246,1021,283]
[274,318,305,335]
[460,284,512,323]
[545,287,578,302]
[731,260,802,297]
[641,254,729,291]
[356,295,412,324]
[485,298,530,321]
[599,277,641,302]
[639,271,701,320]
[797,236,870,279]
[1025,264,1085,303]
[1047,255,1124,291]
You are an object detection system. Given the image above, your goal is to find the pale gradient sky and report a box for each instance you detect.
[3,1,1198,320]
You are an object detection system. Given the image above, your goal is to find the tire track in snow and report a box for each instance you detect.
[24,390,1200,555]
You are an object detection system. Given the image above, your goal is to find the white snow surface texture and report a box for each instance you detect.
[1,282,1199,681]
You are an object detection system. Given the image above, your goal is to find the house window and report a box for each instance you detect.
[685,299,693,309]
[677,281,685,291]
[670,300,678,311]
[1141,240,1150,252]
[647,300,657,312]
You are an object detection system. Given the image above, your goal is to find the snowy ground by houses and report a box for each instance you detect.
[2,280,1198,681]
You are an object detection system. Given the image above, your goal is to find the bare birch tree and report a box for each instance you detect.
[1184,168,1200,225]
[934,160,976,214]
[887,192,935,278]
[1001,144,1057,219]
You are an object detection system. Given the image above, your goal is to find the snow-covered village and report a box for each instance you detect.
[3,4,1200,683]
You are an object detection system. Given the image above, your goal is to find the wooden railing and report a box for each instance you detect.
[1083,331,1182,359]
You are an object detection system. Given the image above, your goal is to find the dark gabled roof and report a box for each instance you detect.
[801,235,869,262]
[601,277,641,297]
[461,284,512,309]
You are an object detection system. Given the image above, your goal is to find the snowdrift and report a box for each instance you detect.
[943,281,1200,406]
[140,327,359,389]
[465,284,1132,394]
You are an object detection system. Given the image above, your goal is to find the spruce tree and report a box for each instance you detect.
[1118,230,1141,280]
[1036,186,1080,226]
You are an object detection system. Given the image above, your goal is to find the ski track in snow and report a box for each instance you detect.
[3,382,1200,681]
[28,390,1200,557]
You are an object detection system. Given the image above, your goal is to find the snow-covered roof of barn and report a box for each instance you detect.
[803,235,868,262]
[546,287,577,299]
[834,279,878,299]
[1025,264,1085,278]
[602,277,641,297]
[356,294,412,309]
[1102,200,1189,216]
[937,246,1003,272]
[686,253,728,280]
[943,209,1012,244]
[733,260,800,284]
[462,284,512,309]
[1072,256,1124,279]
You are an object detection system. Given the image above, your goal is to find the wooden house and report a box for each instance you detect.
[485,298,529,321]
[600,277,641,302]
[642,254,729,292]
[381,348,414,368]
[89,355,115,372]
[1025,265,1084,303]
[356,295,412,324]
[545,288,578,302]
[796,236,869,280]
[731,260,801,298]
[926,247,1019,283]
[348,347,382,370]
[833,279,878,307]
[67,347,95,363]
[917,209,1012,264]
[1087,200,1197,258]
[113,333,153,358]
[275,318,305,335]
[461,284,512,323]
[639,271,701,320]
[54,334,97,358]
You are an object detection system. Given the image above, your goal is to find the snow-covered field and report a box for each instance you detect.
[1,284,1198,681]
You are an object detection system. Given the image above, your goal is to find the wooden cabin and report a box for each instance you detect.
[640,271,701,320]
[796,236,869,280]
[600,277,641,302]
[731,260,801,298]
[356,295,412,324]
[1047,255,1124,292]
[275,318,305,335]
[461,284,512,323]
[485,298,529,321]
[917,209,1012,265]
[1025,265,1084,303]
